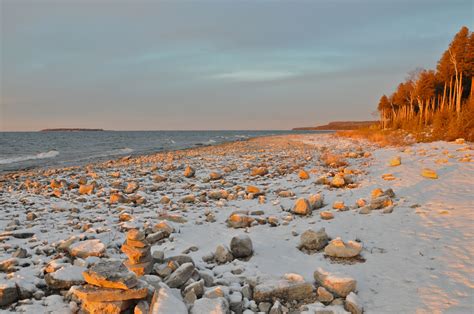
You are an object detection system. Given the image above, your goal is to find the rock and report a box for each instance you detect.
[227,213,254,228]
[317,286,334,303]
[153,221,175,234]
[359,206,371,214]
[69,239,106,258]
[208,190,229,200]
[370,196,393,209]
[146,231,169,244]
[0,281,18,306]
[278,190,295,198]
[203,285,229,298]
[110,193,127,204]
[26,212,37,221]
[324,238,362,258]
[184,166,195,178]
[345,292,363,314]
[382,205,394,214]
[0,258,17,272]
[119,212,133,222]
[299,170,310,180]
[165,263,195,288]
[246,185,261,194]
[82,260,138,290]
[153,174,168,183]
[292,198,311,215]
[79,184,95,195]
[421,168,438,179]
[269,300,283,314]
[253,279,313,302]
[371,189,384,200]
[230,235,253,258]
[314,268,356,297]
[70,282,148,302]
[124,181,139,194]
[191,297,229,314]
[82,299,133,314]
[251,166,268,176]
[320,211,334,220]
[389,156,401,166]
[209,172,223,181]
[331,175,345,188]
[160,196,171,204]
[134,300,150,314]
[355,199,366,208]
[124,260,153,277]
[215,245,233,264]
[309,193,324,210]
[149,283,187,314]
[12,248,27,258]
[183,280,204,298]
[299,228,329,251]
[332,201,346,210]
[121,244,152,264]
[45,265,86,289]
[259,301,272,312]
[181,194,196,203]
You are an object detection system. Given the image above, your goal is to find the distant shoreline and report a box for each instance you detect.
[39,128,105,132]
[293,121,377,131]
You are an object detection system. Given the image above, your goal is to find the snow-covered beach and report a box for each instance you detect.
[0,134,472,313]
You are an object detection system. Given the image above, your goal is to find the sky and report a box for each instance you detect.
[1,0,472,131]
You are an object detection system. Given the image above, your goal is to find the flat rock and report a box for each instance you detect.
[69,239,106,258]
[45,265,86,289]
[314,268,356,297]
[82,299,133,314]
[70,282,147,302]
[82,260,138,290]
[253,279,313,302]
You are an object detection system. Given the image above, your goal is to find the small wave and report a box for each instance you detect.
[0,150,59,165]
[80,148,134,161]
[207,139,217,143]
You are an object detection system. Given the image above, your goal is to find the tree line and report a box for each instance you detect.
[377,26,473,140]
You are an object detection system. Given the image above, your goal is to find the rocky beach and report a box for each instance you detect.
[0,133,472,314]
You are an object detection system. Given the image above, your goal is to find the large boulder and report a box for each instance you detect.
[230,235,253,258]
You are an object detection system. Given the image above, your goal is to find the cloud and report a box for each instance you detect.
[210,70,297,82]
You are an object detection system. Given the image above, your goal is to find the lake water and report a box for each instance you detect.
[0,130,329,173]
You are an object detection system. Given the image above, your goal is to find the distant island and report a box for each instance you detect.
[40,128,104,132]
[293,121,377,131]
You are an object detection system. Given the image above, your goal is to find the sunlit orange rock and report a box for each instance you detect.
[421,168,438,179]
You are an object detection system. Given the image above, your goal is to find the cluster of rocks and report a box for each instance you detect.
[0,135,390,313]
[298,228,363,260]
